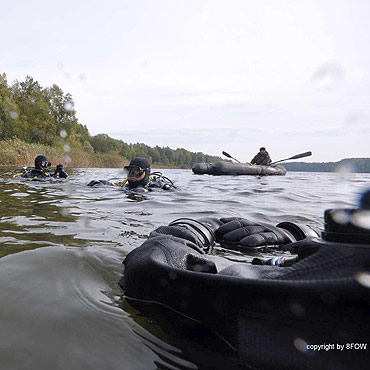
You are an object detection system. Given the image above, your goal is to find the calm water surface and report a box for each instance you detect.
[0,168,369,369]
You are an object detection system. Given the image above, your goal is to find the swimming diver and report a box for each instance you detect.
[14,155,68,179]
[87,157,175,191]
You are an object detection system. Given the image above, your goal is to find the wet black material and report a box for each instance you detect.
[121,211,370,370]
[214,217,314,250]
[323,208,370,243]
[360,190,370,209]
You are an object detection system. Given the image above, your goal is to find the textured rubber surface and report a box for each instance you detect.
[192,161,287,176]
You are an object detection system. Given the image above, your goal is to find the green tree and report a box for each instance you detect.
[0,73,20,140]
[11,76,56,144]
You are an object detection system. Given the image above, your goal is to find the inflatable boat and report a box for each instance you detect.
[120,208,370,370]
[192,161,287,176]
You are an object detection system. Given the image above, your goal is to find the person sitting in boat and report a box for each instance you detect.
[251,147,272,165]
[15,155,68,179]
[87,157,175,191]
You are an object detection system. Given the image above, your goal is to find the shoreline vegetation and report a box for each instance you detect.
[0,74,222,168]
[1,74,369,172]
[0,138,126,168]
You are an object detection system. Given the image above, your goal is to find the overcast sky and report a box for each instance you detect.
[1,0,370,162]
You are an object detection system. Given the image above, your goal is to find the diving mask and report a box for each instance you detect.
[40,160,51,169]
[124,165,147,179]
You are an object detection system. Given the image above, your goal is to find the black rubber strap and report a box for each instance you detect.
[169,218,215,248]
[276,222,319,240]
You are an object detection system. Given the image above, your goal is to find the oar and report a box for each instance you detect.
[270,151,312,166]
[222,151,241,163]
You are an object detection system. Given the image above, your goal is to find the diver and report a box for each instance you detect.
[14,155,68,179]
[251,147,272,165]
[87,157,175,191]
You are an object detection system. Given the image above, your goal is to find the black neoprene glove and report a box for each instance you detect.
[55,164,64,173]
[56,164,68,178]
[215,217,318,251]
[51,164,68,178]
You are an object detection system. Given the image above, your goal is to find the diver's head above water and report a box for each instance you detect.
[35,155,51,171]
[124,157,151,188]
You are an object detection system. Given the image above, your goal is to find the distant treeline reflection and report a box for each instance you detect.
[0,73,222,168]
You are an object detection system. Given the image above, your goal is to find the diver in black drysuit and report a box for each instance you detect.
[17,155,68,179]
[87,157,175,191]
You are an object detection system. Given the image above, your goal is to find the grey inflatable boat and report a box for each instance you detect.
[192,161,287,176]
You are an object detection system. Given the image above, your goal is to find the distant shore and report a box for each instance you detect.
[2,139,369,172]
[283,158,370,173]
[0,138,185,169]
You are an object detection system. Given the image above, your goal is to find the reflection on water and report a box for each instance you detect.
[0,168,369,369]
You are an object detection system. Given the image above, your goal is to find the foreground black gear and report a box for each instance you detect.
[215,217,319,251]
[120,201,370,370]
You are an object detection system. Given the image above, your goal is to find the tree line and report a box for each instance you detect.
[283,158,370,173]
[0,74,222,167]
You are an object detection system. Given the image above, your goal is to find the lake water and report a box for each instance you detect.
[0,168,369,369]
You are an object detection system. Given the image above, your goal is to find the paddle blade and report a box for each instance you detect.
[289,151,312,160]
[222,151,241,163]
